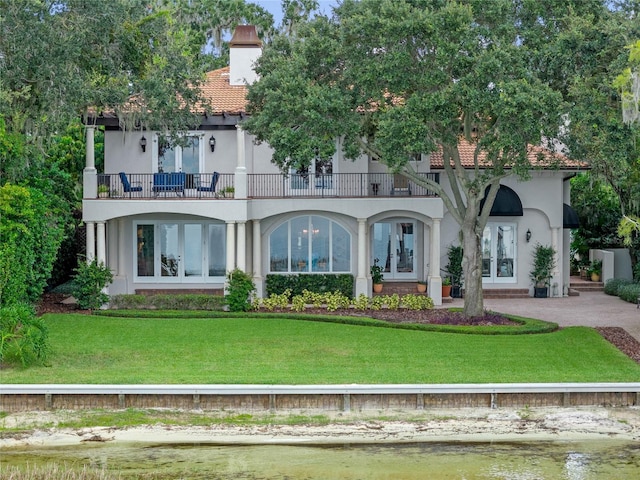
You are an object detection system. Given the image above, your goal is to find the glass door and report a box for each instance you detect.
[482,223,516,283]
[372,221,416,280]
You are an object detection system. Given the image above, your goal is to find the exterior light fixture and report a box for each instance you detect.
[209,135,216,152]
[140,135,147,153]
[526,229,532,243]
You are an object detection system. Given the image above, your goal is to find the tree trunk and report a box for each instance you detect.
[461,209,485,317]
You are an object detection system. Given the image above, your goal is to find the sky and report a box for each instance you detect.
[254,0,339,26]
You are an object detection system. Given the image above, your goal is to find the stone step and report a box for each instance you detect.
[570,282,604,292]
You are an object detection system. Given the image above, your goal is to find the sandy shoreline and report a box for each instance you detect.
[2,406,639,448]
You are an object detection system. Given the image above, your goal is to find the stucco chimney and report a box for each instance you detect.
[229,25,262,86]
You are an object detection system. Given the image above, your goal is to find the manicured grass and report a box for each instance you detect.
[3,313,640,384]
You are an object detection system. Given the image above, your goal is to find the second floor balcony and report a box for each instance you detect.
[94,172,440,199]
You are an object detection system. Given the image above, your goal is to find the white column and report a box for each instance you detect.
[552,226,560,297]
[429,218,443,305]
[237,221,246,271]
[96,222,106,265]
[86,221,95,262]
[84,126,97,198]
[235,125,247,198]
[118,219,126,275]
[85,126,95,170]
[253,219,263,298]
[355,218,369,298]
[226,221,236,274]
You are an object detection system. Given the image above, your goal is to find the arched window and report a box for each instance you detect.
[269,216,350,273]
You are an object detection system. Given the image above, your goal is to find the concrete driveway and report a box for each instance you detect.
[444,291,640,342]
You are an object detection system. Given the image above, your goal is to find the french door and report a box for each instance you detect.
[482,223,517,283]
[372,221,416,280]
[135,222,226,282]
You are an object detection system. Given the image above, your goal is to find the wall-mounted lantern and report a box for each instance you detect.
[140,135,147,153]
[209,135,216,153]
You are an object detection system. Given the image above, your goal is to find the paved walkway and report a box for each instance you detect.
[443,291,640,342]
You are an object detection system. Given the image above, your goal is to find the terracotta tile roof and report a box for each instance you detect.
[201,67,248,115]
[429,138,587,170]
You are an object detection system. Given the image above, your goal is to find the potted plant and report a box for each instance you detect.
[445,245,463,298]
[416,280,427,293]
[371,258,384,293]
[529,243,556,298]
[98,184,109,198]
[222,186,235,198]
[587,259,602,282]
[441,277,452,298]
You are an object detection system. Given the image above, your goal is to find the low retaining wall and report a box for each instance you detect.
[2,384,639,413]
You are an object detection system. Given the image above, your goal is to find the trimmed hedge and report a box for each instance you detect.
[604,278,635,296]
[618,283,640,304]
[110,294,227,311]
[266,274,354,298]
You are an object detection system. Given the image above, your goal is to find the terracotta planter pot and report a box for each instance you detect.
[591,273,600,282]
[373,283,383,293]
[416,283,427,293]
[442,285,452,298]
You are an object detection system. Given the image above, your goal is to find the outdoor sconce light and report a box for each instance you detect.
[139,135,147,153]
[526,229,532,243]
[209,135,216,153]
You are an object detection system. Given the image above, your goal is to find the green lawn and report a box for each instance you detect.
[4,313,640,384]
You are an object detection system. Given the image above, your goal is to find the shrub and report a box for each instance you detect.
[401,294,435,310]
[72,258,113,310]
[604,278,634,296]
[0,303,48,366]
[617,283,640,304]
[226,269,256,312]
[266,274,354,298]
[110,294,226,310]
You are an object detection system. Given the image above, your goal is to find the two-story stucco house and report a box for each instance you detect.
[82,26,582,306]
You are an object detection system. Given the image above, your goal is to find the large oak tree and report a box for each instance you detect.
[245,0,580,316]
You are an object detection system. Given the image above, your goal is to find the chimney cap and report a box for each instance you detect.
[230,25,262,48]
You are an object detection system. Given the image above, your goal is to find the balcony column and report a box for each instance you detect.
[355,218,369,298]
[226,221,236,277]
[96,222,106,266]
[237,221,246,271]
[86,221,95,263]
[428,218,442,305]
[252,219,264,298]
[118,219,126,276]
[235,125,247,199]
[84,125,97,198]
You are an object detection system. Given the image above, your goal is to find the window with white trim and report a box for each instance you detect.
[269,216,351,273]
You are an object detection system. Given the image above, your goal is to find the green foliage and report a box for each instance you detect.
[370,258,384,284]
[617,283,640,304]
[444,245,464,286]
[110,294,226,310]
[0,303,48,367]
[401,294,435,311]
[529,243,557,287]
[586,259,602,276]
[604,278,635,296]
[265,274,354,298]
[0,183,67,306]
[225,269,256,312]
[71,259,114,310]
[257,289,292,311]
[570,174,623,249]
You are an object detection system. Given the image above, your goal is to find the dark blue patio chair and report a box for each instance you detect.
[119,172,143,197]
[196,172,220,197]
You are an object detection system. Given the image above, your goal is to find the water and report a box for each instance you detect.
[3,440,640,479]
